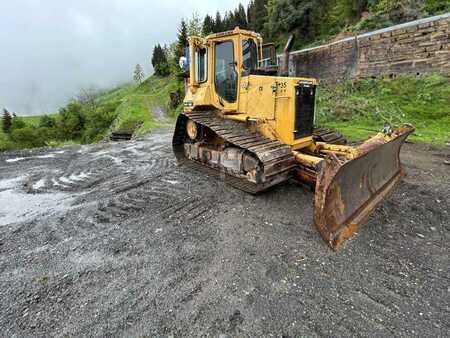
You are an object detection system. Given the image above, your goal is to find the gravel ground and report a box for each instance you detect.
[0,129,448,337]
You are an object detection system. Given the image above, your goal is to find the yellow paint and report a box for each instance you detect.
[293,151,323,168]
[183,27,317,150]
[186,119,198,140]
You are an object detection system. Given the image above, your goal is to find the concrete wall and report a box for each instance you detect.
[284,13,450,80]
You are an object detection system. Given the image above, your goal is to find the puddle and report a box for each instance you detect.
[163,179,179,185]
[5,157,25,163]
[33,178,46,190]
[0,177,76,226]
[0,176,25,190]
[51,178,66,187]
[59,177,73,184]
[68,172,90,181]
[35,154,56,159]
[5,150,65,163]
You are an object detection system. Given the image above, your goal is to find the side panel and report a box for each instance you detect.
[238,76,249,114]
[245,75,276,120]
[241,75,317,148]
[274,90,293,145]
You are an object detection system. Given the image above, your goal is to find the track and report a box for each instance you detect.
[313,127,347,144]
[173,111,296,193]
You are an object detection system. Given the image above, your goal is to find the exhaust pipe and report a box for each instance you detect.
[283,34,295,76]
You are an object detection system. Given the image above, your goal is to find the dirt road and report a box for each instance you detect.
[0,129,448,337]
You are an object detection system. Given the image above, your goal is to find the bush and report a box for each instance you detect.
[154,62,171,77]
[374,0,421,23]
[10,127,47,149]
[58,102,85,140]
[82,101,120,143]
[39,115,57,128]
[0,132,14,151]
[423,0,450,14]
[11,117,26,130]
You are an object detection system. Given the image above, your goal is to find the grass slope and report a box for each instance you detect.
[316,74,450,144]
[111,75,183,136]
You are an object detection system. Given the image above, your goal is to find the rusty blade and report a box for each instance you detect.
[314,125,415,250]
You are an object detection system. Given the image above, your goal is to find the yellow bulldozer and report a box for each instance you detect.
[173,27,414,250]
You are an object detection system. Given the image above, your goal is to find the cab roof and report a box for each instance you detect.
[205,27,260,41]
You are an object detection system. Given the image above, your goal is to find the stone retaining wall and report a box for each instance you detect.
[284,13,450,80]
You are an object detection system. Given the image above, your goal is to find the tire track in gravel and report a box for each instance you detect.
[1,131,449,337]
[93,166,220,226]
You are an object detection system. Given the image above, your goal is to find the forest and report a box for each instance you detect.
[151,0,449,77]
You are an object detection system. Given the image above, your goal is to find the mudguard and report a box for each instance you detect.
[314,125,415,250]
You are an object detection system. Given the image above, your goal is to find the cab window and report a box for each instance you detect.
[261,44,277,67]
[242,39,258,75]
[215,41,237,103]
[195,47,207,83]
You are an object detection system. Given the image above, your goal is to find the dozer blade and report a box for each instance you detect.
[314,125,415,250]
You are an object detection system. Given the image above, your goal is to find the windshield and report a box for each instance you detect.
[215,41,237,103]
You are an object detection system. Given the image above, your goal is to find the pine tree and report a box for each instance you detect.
[223,11,234,30]
[248,0,256,30]
[202,14,215,36]
[265,0,315,40]
[151,44,163,68]
[151,44,170,77]
[2,108,12,133]
[248,0,268,33]
[133,64,144,83]
[176,19,188,59]
[214,11,223,32]
[235,4,248,28]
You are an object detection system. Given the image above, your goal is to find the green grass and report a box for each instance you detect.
[316,74,450,144]
[1,75,183,151]
[83,75,183,136]
[111,75,183,135]
[3,73,448,151]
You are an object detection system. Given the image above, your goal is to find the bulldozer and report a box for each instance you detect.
[173,27,414,250]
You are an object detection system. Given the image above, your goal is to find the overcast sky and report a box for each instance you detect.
[0,0,249,115]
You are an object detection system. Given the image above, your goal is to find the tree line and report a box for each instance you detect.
[149,0,449,76]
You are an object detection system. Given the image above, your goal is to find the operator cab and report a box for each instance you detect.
[183,27,279,111]
[183,27,317,149]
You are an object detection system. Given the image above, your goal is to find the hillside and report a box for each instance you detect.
[268,0,450,50]
[0,75,183,151]
[2,73,449,151]
[99,76,183,136]
[198,0,450,51]
[317,74,450,144]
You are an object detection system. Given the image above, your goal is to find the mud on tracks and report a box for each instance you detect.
[0,130,449,337]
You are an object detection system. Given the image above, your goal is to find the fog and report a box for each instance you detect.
[0,0,248,115]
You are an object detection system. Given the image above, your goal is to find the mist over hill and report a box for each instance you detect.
[0,0,248,115]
